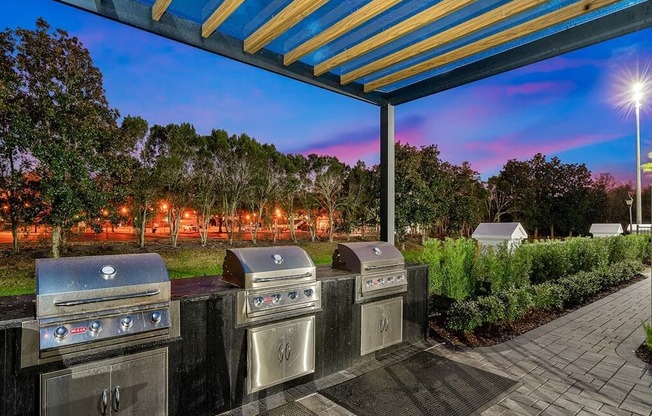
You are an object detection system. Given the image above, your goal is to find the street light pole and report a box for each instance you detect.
[634,82,643,227]
[626,195,633,234]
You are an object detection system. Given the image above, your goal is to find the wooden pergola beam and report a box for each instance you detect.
[202,0,245,38]
[244,0,328,54]
[341,0,547,85]
[365,0,621,92]
[314,0,474,77]
[283,0,403,66]
[152,0,172,21]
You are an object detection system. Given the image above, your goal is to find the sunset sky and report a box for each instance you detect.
[5,0,652,183]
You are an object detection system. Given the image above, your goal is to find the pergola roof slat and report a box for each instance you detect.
[364,0,622,93]
[202,0,245,38]
[244,0,329,54]
[313,0,474,77]
[151,0,172,21]
[340,0,547,85]
[283,0,402,66]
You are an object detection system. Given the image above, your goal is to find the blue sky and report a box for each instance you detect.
[4,0,652,182]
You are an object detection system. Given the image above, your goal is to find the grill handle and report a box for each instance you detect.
[252,272,312,283]
[54,289,161,307]
[101,389,108,415]
[113,386,120,413]
[364,263,404,271]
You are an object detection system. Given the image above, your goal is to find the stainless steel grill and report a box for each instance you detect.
[22,253,178,367]
[222,246,320,393]
[332,241,406,302]
[222,246,321,324]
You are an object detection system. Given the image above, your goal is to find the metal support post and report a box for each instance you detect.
[380,104,395,245]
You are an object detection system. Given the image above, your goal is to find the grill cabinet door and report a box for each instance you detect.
[360,302,385,355]
[381,297,403,348]
[248,323,286,393]
[41,365,111,416]
[360,297,403,355]
[284,315,315,382]
[109,348,168,416]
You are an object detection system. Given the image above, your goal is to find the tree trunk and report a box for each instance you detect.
[288,211,296,243]
[11,224,19,254]
[137,208,147,248]
[328,207,334,242]
[51,225,63,258]
[199,207,210,247]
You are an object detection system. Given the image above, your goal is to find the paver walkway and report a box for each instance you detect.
[221,277,652,416]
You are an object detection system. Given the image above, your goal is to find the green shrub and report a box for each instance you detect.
[566,237,602,275]
[447,300,482,332]
[525,241,571,284]
[476,295,506,325]
[422,238,476,300]
[500,287,534,322]
[529,282,565,310]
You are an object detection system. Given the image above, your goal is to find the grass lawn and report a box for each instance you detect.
[0,239,424,297]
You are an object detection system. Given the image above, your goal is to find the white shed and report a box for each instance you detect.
[589,223,623,237]
[472,222,528,252]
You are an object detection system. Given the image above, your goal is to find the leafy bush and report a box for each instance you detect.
[500,287,534,322]
[476,295,506,326]
[445,260,642,332]
[524,241,571,284]
[529,282,565,310]
[447,300,482,332]
[422,238,476,300]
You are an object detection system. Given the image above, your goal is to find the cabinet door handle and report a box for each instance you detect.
[285,342,291,360]
[379,317,385,333]
[101,389,108,415]
[278,343,284,362]
[113,386,121,413]
[384,317,389,332]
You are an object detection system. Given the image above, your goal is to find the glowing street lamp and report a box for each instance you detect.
[633,82,644,227]
[626,194,634,234]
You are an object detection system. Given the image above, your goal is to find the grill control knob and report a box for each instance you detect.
[54,326,68,340]
[120,316,134,330]
[89,321,102,333]
[151,311,162,324]
[379,278,385,285]
[304,288,314,298]
[253,296,264,307]
[388,276,395,283]
[365,280,373,288]
[288,291,298,300]
[272,294,281,303]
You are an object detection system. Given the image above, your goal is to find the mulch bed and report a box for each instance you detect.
[429,273,649,350]
[635,343,652,365]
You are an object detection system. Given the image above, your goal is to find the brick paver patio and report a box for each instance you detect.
[221,276,652,416]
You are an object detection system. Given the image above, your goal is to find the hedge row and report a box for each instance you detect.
[447,260,644,332]
[423,235,648,301]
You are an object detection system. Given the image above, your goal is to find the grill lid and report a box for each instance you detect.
[222,246,316,289]
[36,253,170,318]
[332,241,404,274]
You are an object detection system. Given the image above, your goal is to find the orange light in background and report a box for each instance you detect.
[102,209,108,217]
[121,207,128,214]
[161,202,168,211]
[246,214,251,221]
[184,212,190,218]
[275,208,281,218]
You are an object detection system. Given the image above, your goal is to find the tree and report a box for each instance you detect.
[278,154,305,243]
[0,28,39,253]
[191,133,220,246]
[339,161,373,240]
[148,123,196,248]
[311,155,345,242]
[17,19,119,257]
[247,142,282,244]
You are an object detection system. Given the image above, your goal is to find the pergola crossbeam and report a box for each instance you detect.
[244,0,328,54]
[202,0,245,38]
[152,0,172,21]
[283,0,402,66]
